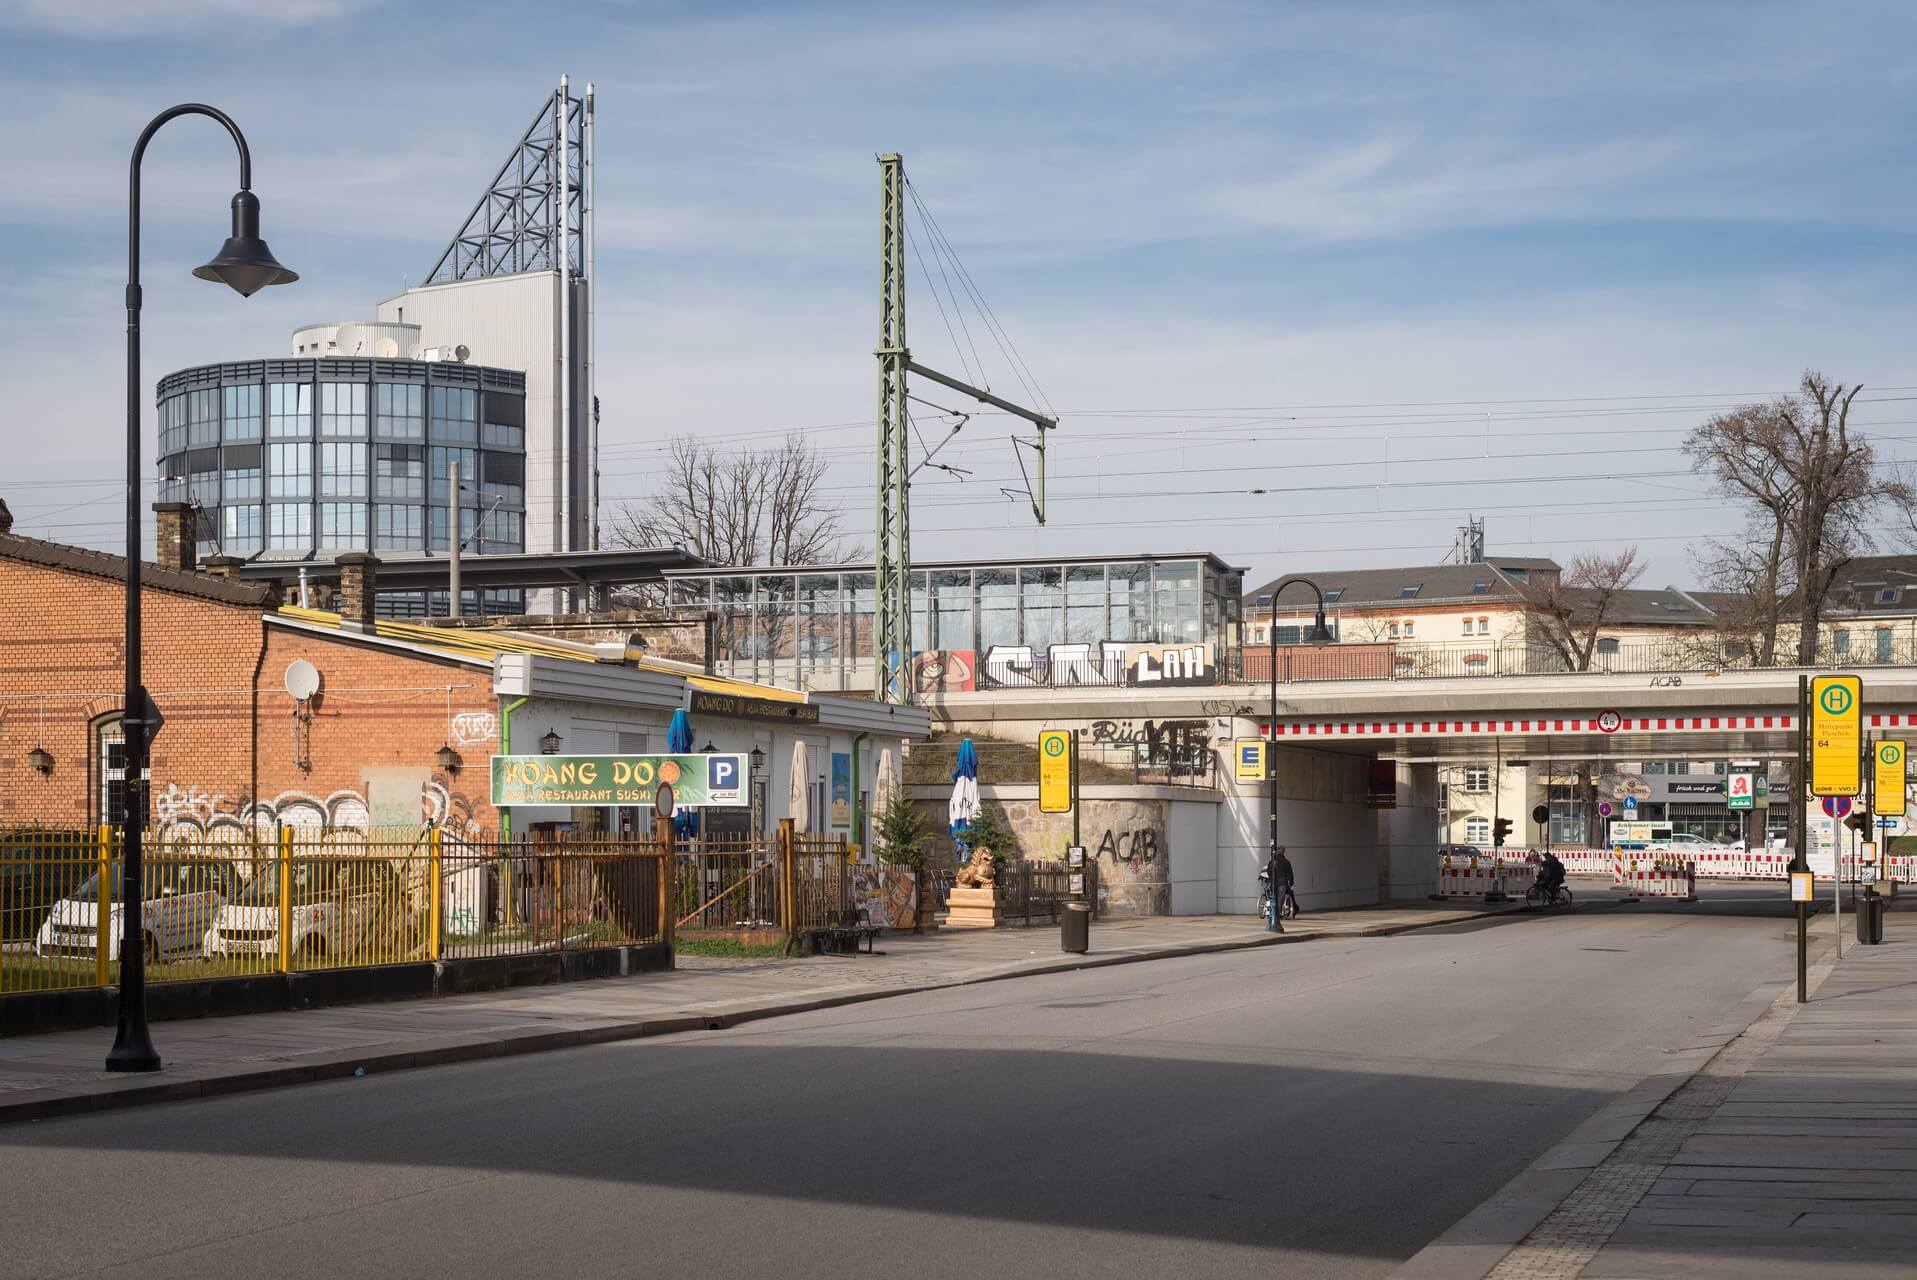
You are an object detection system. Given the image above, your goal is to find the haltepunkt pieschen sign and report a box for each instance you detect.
[491,753,747,807]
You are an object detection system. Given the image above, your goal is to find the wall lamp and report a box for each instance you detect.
[28,747,53,776]
[435,745,462,774]
[541,729,563,755]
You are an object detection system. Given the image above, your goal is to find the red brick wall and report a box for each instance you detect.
[0,554,497,841]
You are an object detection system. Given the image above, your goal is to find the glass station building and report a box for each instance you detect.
[155,356,528,587]
[661,552,1245,692]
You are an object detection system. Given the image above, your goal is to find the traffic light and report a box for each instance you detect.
[1492,817,1512,848]
[1845,811,1870,833]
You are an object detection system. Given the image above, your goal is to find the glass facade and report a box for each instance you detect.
[664,555,1244,691]
[157,358,527,574]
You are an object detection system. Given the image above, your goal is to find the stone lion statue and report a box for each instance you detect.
[954,846,999,888]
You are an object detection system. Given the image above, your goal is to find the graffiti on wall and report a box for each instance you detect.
[450,711,498,746]
[1096,827,1161,868]
[153,776,480,845]
[915,641,1217,690]
[1088,718,1212,767]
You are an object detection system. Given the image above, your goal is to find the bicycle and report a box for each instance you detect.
[1258,880,1299,927]
[1524,882,1575,909]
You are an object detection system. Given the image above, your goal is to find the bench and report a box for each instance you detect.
[796,908,883,956]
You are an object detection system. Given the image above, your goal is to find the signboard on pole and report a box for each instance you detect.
[1727,772,1755,811]
[1810,675,1862,797]
[491,753,746,807]
[1876,740,1908,817]
[1038,730,1073,813]
[1234,739,1268,783]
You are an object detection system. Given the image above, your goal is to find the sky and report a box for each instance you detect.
[2,0,1914,592]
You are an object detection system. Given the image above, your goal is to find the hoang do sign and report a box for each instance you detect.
[491,753,747,807]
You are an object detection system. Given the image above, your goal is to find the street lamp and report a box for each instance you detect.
[1263,578,1333,933]
[110,105,296,1074]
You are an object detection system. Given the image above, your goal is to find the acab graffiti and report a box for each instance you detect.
[1097,827,1162,868]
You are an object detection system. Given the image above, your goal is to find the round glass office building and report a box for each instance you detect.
[155,357,528,570]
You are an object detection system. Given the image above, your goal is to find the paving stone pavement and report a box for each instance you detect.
[0,898,1516,1123]
[1406,930,1917,1279]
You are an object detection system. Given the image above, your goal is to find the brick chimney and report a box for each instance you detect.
[152,501,195,573]
[201,554,244,582]
[335,552,380,632]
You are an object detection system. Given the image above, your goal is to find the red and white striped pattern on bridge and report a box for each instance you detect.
[1263,713,1796,739]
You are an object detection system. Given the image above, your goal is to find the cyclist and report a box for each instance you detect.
[1535,850,1566,903]
[1265,845,1298,920]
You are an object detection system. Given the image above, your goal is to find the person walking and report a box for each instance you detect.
[1267,845,1299,919]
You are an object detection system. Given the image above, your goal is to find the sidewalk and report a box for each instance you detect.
[1398,928,1917,1279]
[0,897,1519,1126]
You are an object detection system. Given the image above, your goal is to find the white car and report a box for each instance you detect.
[36,855,236,964]
[203,856,413,966]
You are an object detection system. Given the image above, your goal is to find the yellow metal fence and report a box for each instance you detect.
[0,827,668,996]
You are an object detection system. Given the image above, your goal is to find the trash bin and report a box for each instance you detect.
[1858,890,1885,945]
[1061,900,1091,954]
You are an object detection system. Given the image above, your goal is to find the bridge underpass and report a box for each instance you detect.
[929,666,1917,914]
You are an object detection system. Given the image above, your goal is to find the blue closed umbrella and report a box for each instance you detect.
[948,737,980,856]
[666,708,698,837]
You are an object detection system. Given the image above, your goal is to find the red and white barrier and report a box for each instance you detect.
[1613,857,1698,900]
[1435,854,1534,899]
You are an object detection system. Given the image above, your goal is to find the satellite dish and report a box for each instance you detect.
[453,344,470,363]
[284,660,322,702]
[375,337,399,358]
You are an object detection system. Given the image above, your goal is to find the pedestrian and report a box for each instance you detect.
[1267,845,1298,917]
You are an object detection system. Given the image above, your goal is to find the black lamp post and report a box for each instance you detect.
[1263,578,1333,933]
[110,105,296,1074]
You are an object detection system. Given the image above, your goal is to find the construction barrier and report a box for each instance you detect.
[1613,857,1697,901]
[1436,854,1533,900]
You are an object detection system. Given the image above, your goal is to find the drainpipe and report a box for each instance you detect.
[851,731,869,854]
[499,695,530,838]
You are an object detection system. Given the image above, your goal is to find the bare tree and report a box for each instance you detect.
[1520,548,1646,671]
[609,433,858,567]
[1684,373,1908,665]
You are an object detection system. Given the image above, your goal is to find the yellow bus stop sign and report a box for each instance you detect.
[1038,730,1073,814]
[1876,739,1908,817]
[1810,675,1861,797]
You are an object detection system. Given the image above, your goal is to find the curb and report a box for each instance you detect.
[1388,938,1841,1280]
[0,902,1539,1128]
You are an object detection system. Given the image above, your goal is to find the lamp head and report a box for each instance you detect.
[193,190,298,297]
[1309,608,1333,648]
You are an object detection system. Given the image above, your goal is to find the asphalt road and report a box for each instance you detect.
[0,903,1805,1280]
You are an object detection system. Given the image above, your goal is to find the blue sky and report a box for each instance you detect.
[2,0,1914,588]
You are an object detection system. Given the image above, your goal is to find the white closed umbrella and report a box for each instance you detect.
[872,747,899,818]
[788,740,812,831]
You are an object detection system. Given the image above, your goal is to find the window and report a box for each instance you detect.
[1387,621,1399,638]
[1877,628,1893,662]
[481,390,524,450]
[99,727,129,826]
[1463,767,1490,793]
[159,396,187,455]
[318,382,368,437]
[222,504,262,554]
[430,446,478,496]
[1643,761,1666,775]
[1471,581,1489,594]
[1464,817,1491,846]
[317,502,367,547]
[1403,619,1414,638]
[267,382,311,437]
[375,382,425,439]
[978,569,1017,651]
[1398,584,1421,598]
[1478,616,1489,632]
[222,384,261,441]
[479,508,524,554]
[1464,654,1489,675]
[266,503,311,549]
[375,444,425,499]
[480,451,524,506]
[430,385,478,444]
[1064,564,1107,645]
[318,442,368,498]
[1504,567,1529,583]
[374,503,423,550]
[1322,588,1343,603]
[1835,630,1851,656]
[1596,637,1621,656]
[429,505,478,552]
[186,388,220,448]
[266,442,311,498]
[1879,587,1900,605]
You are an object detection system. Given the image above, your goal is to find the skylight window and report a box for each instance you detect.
[1470,581,1489,594]
[1323,588,1344,603]
[1398,584,1421,599]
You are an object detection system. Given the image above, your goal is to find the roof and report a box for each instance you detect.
[1569,586,1718,628]
[0,532,273,609]
[1827,556,1917,617]
[234,546,703,592]
[663,551,1247,580]
[273,605,804,702]
[1248,558,1560,610]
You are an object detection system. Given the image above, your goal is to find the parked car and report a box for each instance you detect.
[35,855,237,963]
[0,837,93,943]
[203,856,415,966]
[1437,843,1485,859]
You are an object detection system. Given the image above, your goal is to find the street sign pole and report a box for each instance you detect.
[1796,674,1809,1004]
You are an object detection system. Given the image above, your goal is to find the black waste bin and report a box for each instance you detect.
[1061,901,1091,954]
[1857,890,1885,945]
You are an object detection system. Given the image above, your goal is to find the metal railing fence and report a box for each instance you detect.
[1225,640,1917,685]
[0,827,667,997]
